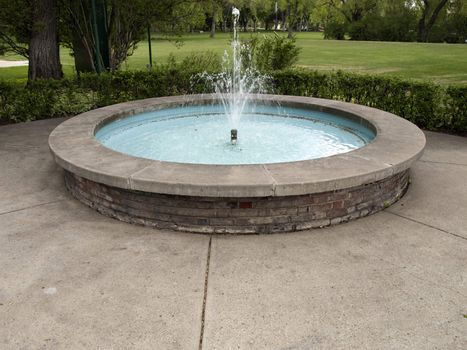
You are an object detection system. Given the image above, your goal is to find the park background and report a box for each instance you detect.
[0,0,465,131]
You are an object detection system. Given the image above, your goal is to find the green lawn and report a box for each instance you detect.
[1,32,466,85]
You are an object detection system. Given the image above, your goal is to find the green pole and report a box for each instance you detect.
[96,0,110,70]
[90,0,103,73]
[147,24,153,69]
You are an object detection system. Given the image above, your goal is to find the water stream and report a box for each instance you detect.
[202,7,269,132]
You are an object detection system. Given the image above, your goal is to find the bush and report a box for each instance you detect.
[270,69,467,132]
[0,80,94,123]
[0,67,466,133]
[445,86,467,132]
[324,21,346,40]
[242,33,301,72]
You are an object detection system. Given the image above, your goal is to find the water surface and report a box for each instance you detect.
[96,104,375,165]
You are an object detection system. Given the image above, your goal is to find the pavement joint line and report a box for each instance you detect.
[0,199,66,217]
[419,159,467,167]
[386,210,467,242]
[1,143,42,150]
[199,235,212,350]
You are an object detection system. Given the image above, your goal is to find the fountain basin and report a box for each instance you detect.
[94,103,375,164]
[49,94,425,234]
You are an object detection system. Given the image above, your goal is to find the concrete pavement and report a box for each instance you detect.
[0,118,466,349]
[0,60,28,68]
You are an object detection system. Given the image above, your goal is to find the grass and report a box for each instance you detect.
[1,32,466,85]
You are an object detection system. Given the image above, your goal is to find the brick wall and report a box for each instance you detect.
[64,170,409,234]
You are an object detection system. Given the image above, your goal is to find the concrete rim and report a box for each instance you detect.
[48,94,426,198]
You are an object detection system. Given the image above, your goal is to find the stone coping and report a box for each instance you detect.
[48,94,426,198]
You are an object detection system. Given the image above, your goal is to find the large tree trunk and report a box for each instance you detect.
[28,0,63,80]
[417,0,449,42]
[417,18,428,42]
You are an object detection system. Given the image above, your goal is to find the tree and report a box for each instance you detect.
[0,0,31,58]
[286,0,298,38]
[442,0,467,43]
[416,0,450,42]
[0,0,63,80]
[376,1,418,42]
[61,0,191,72]
[205,0,225,37]
[29,0,63,80]
[330,0,378,23]
[324,0,379,40]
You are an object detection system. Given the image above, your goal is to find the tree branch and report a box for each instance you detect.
[0,31,29,58]
[426,0,449,31]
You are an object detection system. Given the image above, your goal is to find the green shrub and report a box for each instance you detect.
[445,86,467,133]
[0,79,94,123]
[270,69,463,132]
[0,67,465,133]
[242,33,301,72]
[323,21,346,40]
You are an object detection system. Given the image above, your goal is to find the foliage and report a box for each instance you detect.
[0,66,465,134]
[445,86,467,132]
[322,0,465,43]
[0,80,93,123]
[0,0,31,58]
[60,0,169,71]
[271,69,449,130]
[243,33,301,71]
[323,21,346,40]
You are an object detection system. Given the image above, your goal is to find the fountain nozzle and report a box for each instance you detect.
[231,129,238,145]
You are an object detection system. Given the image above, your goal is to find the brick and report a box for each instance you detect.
[332,200,344,209]
[64,169,409,234]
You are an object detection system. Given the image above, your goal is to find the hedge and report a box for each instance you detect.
[0,68,465,133]
[271,69,466,132]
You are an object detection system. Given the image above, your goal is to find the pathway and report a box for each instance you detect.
[0,118,466,349]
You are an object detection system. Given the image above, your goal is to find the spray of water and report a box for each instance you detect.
[199,7,270,134]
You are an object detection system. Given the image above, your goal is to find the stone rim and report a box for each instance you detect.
[48,94,426,198]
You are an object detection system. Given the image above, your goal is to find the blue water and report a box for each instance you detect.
[95,104,375,165]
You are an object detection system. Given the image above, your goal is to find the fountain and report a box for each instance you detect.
[202,7,269,143]
[48,8,426,234]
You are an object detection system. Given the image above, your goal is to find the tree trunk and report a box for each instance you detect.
[417,0,430,42]
[210,1,216,38]
[28,0,63,80]
[417,18,427,42]
[287,3,293,38]
[210,16,216,37]
[417,0,449,42]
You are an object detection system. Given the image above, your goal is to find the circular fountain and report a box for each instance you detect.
[48,8,425,234]
[49,94,425,234]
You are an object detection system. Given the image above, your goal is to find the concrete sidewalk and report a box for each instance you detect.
[0,118,466,349]
[0,59,28,68]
